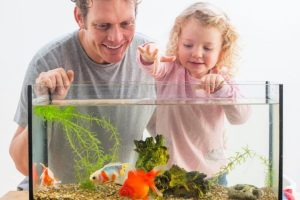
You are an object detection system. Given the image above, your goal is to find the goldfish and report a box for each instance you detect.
[40,163,61,187]
[119,169,163,200]
[90,162,131,185]
[32,163,39,187]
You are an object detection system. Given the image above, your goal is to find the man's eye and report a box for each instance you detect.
[120,21,135,29]
[93,23,110,30]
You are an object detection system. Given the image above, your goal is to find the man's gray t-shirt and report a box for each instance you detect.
[14,31,155,183]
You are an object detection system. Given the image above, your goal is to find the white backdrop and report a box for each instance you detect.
[1,0,300,196]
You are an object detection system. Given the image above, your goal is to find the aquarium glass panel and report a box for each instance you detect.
[29,82,282,200]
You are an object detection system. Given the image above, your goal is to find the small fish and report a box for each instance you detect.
[40,163,61,187]
[90,162,131,184]
[32,163,39,187]
[119,169,163,200]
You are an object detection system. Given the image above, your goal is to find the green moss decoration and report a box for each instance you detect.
[34,105,120,188]
[155,165,209,198]
[134,135,169,171]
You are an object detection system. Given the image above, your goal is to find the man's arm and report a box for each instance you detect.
[9,126,29,176]
[10,68,75,176]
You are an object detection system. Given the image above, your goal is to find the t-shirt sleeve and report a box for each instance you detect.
[14,59,42,126]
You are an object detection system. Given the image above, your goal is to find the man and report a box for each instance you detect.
[9,0,162,185]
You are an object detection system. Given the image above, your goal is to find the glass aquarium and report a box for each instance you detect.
[28,82,283,200]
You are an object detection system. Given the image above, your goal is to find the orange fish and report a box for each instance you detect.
[40,163,61,187]
[119,169,162,200]
[32,163,39,187]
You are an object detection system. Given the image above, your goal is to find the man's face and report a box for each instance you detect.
[77,0,136,64]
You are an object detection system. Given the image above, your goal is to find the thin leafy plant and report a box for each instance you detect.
[34,105,120,188]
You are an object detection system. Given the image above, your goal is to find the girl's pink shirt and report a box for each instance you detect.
[137,52,251,177]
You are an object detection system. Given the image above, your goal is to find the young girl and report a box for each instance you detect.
[137,2,251,182]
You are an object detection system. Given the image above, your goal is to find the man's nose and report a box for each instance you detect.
[107,25,123,43]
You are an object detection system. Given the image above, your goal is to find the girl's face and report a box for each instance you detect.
[178,18,223,79]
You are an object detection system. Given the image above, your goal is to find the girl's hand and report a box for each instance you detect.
[138,44,159,65]
[199,74,225,94]
[138,43,176,65]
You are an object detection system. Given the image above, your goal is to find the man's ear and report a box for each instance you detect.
[74,7,85,29]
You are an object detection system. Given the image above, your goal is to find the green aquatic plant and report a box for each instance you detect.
[134,134,169,171]
[34,105,120,187]
[253,152,274,187]
[210,146,255,186]
[210,146,273,188]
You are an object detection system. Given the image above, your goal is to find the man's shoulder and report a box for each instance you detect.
[32,31,78,61]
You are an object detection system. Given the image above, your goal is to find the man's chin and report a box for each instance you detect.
[103,55,124,64]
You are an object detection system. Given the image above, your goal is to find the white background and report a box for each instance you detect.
[0,0,300,196]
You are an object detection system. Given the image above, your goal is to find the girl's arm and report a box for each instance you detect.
[211,82,251,124]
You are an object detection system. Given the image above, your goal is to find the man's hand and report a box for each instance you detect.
[35,68,74,99]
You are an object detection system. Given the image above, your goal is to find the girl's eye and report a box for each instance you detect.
[183,44,193,48]
[204,47,213,51]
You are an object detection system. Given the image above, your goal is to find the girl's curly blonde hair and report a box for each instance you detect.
[166,2,239,78]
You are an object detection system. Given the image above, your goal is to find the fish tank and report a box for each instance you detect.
[28,82,283,200]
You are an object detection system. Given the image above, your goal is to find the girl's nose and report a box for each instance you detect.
[192,48,203,58]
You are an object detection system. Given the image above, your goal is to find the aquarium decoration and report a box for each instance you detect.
[133,135,274,199]
[34,105,120,187]
[155,165,210,199]
[134,134,169,171]
[227,184,263,200]
[133,135,209,198]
